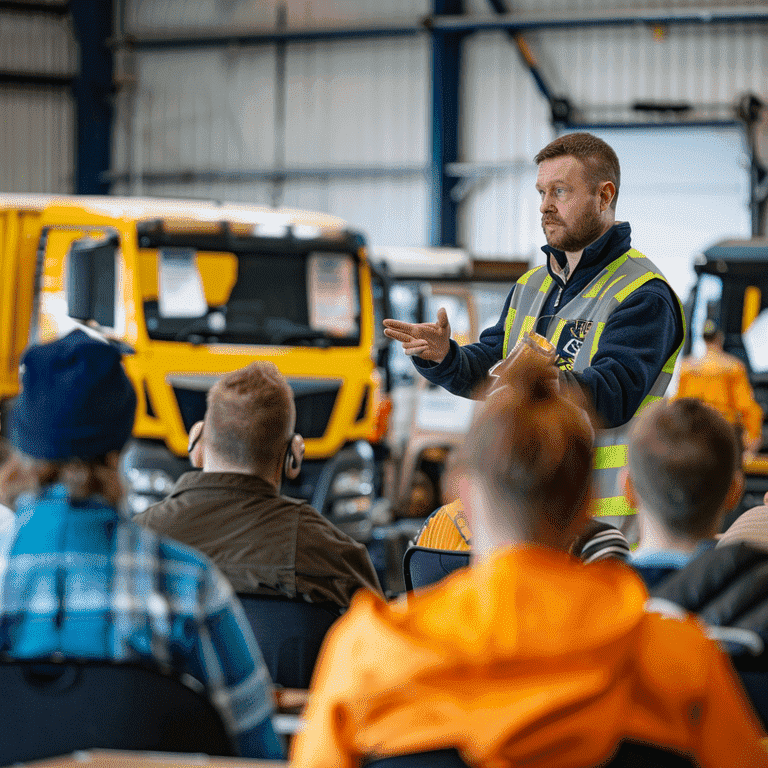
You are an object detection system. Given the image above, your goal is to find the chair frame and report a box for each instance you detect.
[402,545,471,592]
[0,656,236,764]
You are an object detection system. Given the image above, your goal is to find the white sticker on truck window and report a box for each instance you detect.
[159,249,207,318]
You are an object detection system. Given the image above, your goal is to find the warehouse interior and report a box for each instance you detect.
[4,0,768,561]
[4,2,768,764]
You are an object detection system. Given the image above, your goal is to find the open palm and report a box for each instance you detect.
[383,307,452,363]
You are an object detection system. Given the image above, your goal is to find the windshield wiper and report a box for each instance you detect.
[273,328,334,347]
[171,314,337,346]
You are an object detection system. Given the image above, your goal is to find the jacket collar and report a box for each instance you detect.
[168,470,278,498]
[542,221,632,279]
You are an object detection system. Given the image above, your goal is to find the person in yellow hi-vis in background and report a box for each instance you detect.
[675,319,763,456]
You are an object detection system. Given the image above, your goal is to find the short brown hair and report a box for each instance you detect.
[205,362,294,470]
[535,132,621,209]
[628,398,738,538]
[455,357,593,537]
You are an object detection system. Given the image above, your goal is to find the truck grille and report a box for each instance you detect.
[170,377,341,440]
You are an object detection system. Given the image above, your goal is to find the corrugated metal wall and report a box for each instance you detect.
[0,4,77,193]
[461,30,552,259]
[114,1,767,270]
[113,0,430,246]
[462,3,762,294]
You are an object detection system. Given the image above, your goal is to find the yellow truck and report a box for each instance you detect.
[0,194,391,541]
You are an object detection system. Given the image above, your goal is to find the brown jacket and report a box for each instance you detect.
[136,471,382,607]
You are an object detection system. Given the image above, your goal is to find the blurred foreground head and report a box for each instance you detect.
[452,354,594,554]
[6,330,137,505]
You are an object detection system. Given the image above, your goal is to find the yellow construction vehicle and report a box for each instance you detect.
[0,194,391,541]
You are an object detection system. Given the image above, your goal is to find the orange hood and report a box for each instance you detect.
[293,546,766,768]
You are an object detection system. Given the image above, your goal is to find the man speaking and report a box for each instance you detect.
[384,132,685,538]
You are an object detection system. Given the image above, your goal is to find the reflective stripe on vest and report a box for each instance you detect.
[502,249,686,519]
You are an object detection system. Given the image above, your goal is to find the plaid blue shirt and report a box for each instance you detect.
[0,485,281,759]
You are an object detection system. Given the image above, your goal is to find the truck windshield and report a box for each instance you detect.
[140,248,361,346]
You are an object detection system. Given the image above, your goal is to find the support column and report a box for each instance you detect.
[69,0,114,195]
[430,0,464,247]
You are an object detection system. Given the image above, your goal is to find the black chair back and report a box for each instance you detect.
[727,650,768,730]
[365,741,696,767]
[236,593,341,689]
[0,658,236,765]
[403,546,470,592]
[365,748,469,767]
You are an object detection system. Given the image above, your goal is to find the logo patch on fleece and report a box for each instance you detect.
[555,319,593,371]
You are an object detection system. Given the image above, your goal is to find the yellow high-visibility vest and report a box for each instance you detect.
[502,249,685,531]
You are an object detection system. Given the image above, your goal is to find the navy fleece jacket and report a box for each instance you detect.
[413,223,684,429]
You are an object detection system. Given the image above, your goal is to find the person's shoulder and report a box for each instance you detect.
[132,498,166,528]
[279,492,312,510]
[290,496,356,542]
[631,276,680,306]
[294,499,367,549]
[573,519,630,563]
[130,517,222,573]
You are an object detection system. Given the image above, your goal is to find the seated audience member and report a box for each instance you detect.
[626,400,768,728]
[136,361,381,607]
[0,331,282,759]
[625,397,744,588]
[292,357,766,768]
[415,339,630,565]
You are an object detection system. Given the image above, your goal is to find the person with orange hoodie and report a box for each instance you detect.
[291,355,767,768]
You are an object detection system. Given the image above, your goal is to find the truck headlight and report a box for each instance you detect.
[125,467,176,496]
[126,493,154,516]
[330,468,373,497]
[331,496,372,518]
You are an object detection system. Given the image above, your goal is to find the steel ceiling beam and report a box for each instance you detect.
[430,5,768,32]
[102,164,429,186]
[0,71,73,88]
[116,25,422,52]
[0,1,68,15]
[114,5,768,52]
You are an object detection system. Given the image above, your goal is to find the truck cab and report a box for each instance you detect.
[0,194,391,541]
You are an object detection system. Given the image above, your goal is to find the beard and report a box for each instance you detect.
[542,205,604,252]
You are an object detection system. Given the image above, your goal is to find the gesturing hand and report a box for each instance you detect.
[383,307,452,363]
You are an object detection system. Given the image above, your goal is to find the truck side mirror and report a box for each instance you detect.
[67,236,118,328]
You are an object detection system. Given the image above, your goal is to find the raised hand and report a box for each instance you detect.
[383,307,452,363]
